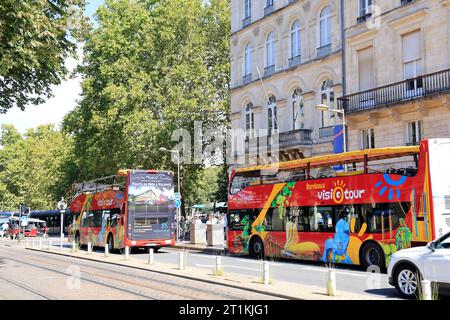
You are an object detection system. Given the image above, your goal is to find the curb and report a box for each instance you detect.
[173,244,228,254]
[25,247,300,300]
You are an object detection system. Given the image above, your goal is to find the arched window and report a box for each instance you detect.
[267,95,277,134]
[266,32,275,67]
[292,88,304,130]
[320,80,336,127]
[244,43,253,76]
[291,20,301,59]
[245,102,255,138]
[319,6,332,47]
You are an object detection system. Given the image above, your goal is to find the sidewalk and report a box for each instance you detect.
[18,240,383,300]
[173,241,227,254]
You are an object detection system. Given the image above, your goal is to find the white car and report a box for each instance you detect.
[388,232,450,298]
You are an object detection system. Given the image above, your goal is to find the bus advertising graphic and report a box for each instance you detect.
[227,139,450,269]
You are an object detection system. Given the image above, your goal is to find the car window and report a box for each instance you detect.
[436,233,450,249]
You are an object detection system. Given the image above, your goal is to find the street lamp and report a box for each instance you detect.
[159,147,181,242]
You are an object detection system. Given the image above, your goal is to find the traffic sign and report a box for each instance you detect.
[174,192,182,200]
[57,197,67,211]
[174,199,182,208]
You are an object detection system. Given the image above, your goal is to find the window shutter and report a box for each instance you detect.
[402,31,421,63]
[358,47,374,91]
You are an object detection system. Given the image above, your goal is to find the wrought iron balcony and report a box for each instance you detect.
[338,69,450,114]
[288,55,302,68]
[264,65,275,77]
[245,129,313,154]
[242,73,252,85]
[357,12,372,24]
[242,16,251,28]
[316,44,331,58]
[264,5,274,16]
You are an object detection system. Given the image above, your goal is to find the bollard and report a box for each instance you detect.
[263,261,270,285]
[32,239,35,249]
[215,256,222,275]
[124,246,130,260]
[87,242,92,255]
[421,280,432,300]
[48,239,52,250]
[25,238,29,248]
[178,252,184,270]
[327,269,336,296]
[60,236,63,249]
[104,243,109,257]
[39,238,43,249]
[148,248,154,265]
[72,241,76,252]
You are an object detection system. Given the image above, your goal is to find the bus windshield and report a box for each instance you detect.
[127,171,175,240]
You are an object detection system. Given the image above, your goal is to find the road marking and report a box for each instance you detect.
[194,264,260,272]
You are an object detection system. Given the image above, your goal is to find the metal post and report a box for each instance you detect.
[178,252,184,270]
[421,280,432,300]
[48,239,52,250]
[104,243,109,257]
[32,239,35,249]
[176,151,181,243]
[327,269,336,296]
[39,238,42,249]
[215,256,222,275]
[25,238,29,248]
[72,241,76,252]
[60,210,64,250]
[263,261,270,285]
[125,246,130,260]
[148,248,154,265]
[87,242,92,255]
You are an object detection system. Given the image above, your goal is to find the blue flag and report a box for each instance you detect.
[333,124,345,171]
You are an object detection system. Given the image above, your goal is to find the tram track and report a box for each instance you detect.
[0,245,284,300]
[0,273,56,300]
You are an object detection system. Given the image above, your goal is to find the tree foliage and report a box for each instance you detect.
[0,0,87,113]
[0,124,72,211]
[63,0,231,208]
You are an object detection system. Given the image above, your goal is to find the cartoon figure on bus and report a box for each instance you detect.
[271,182,295,220]
[396,218,412,250]
[232,214,252,253]
[321,218,353,264]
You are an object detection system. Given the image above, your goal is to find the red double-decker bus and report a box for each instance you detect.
[227,139,450,269]
[68,170,176,251]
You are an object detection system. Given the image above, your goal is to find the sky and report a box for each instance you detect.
[0,0,105,134]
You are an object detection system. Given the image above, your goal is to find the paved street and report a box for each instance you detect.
[0,240,284,300]
[0,236,401,300]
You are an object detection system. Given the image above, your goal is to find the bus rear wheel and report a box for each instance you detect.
[360,242,385,270]
[249,237,264,259]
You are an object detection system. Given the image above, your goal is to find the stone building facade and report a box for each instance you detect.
[230,0,450,167]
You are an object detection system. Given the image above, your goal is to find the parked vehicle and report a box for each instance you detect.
[388,231,450,298]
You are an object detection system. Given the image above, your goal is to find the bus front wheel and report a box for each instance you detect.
[360,242,385,270]
[249,237,264,259]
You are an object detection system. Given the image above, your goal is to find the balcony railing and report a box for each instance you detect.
[357,12,372,24]
[317,44,331,58]
[245,129,312,154]
[242,16,251,28]
[264,5,274,16]
[242,73,252,85]
[319,126,335,139]
[288,55,302,68]
[264,65,275,77]
[338,69,450,114]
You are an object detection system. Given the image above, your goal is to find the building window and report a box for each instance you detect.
[244,0,251,19]
[402,31,423,94]
[407,120,423,146]
[359,0,372,20]
[319,6,332,48]
[267,95,278,134]
[291,20,301,59]
[266,32,275,68]
[320,80,336,127]
[362,128,375,149]
[244,43,253,77]
[292,88,304,130]
[245,102,255,138]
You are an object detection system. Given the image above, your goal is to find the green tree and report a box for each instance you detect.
[0,0,87,113]
[63,0,231,211]
[0,124,72,211]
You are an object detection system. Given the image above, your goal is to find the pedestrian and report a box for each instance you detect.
[2,222,9,239]
[212,215,218,224]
